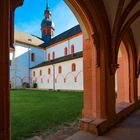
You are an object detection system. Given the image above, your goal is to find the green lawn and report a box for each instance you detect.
[10,90,83,140]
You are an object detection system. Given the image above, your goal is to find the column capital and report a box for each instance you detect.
[110,63,119,75]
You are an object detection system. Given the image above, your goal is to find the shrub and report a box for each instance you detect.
[22,82,30,88]
[33,83,37,88]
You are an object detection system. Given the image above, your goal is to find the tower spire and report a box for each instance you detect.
[46,0,49,10]
[41,0,55,42]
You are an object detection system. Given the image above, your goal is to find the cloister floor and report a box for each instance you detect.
[10,89,83,140]
[65,109,140,140]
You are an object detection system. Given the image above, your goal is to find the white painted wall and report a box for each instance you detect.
[10,43,45,88]
[31,65,54,89]
[45,41,68,60]
[55,58,83,90]
[10,34,83,89]
[69,35,83,53]
[31,57,83,91]
[45,34,83,61]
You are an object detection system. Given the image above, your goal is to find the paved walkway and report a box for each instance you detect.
[65,109,140,140]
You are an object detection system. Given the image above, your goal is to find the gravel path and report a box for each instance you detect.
[26,122,79,140]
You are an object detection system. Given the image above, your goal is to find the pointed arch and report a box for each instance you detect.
[65,72,75,79]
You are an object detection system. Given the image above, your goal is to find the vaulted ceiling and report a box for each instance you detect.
[102,0,140,49]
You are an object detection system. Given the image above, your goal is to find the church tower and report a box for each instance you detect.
[41,0,54,42]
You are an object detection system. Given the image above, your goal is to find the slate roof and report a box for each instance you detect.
[30,51,83,69]
[40,25,82,48]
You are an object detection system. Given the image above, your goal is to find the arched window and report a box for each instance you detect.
[40,70,42,76]
[58,66,62,74]
[48,53,50,61]
[52,52,55,60]
[31,53,36,62]
[64,47,67,56]
[71,45,75,54]
[48,68,51,75]
[33,71,35,77]
[72,63,76,72]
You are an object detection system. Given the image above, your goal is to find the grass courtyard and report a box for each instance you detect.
[10,90,83,140]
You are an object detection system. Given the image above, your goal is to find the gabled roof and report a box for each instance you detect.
[30,51,83,69]
[40,25,82,48]
[14,29,44,47]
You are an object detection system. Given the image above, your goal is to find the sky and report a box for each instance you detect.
[14,0,79,37]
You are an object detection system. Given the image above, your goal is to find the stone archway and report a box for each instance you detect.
[115,28,138,112]
[115,42,130,105]
[65,0,114,120]
[1,0,140,140]
[0,0,113,139]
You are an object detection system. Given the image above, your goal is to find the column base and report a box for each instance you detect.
[80,118,107,135]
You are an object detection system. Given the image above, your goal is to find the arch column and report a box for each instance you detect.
[0,0,23,139]
[82,38,95,118]
[82,36,108,119]
[65,0,109,119]
[0,0,10,140]
[81,33,116,135]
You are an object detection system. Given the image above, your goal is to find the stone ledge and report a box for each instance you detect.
[80,101,140,136]
[80,118,107,135]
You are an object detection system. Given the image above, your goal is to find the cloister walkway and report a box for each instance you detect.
[65,109,140,140]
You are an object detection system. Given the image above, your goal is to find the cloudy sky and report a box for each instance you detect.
[14,0,79,37]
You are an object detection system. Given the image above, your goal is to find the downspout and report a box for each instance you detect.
[53,64,55,91]
[68,39,70,55]
[13,43,16,89]
[28,46,31,88]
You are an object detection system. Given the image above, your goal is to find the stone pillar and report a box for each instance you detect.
[80,36,114,135]
[138,77,140,97]
[0,0,10,139]
[82,36,110,119]
[129,57,138,103]
[82,38,95,118]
